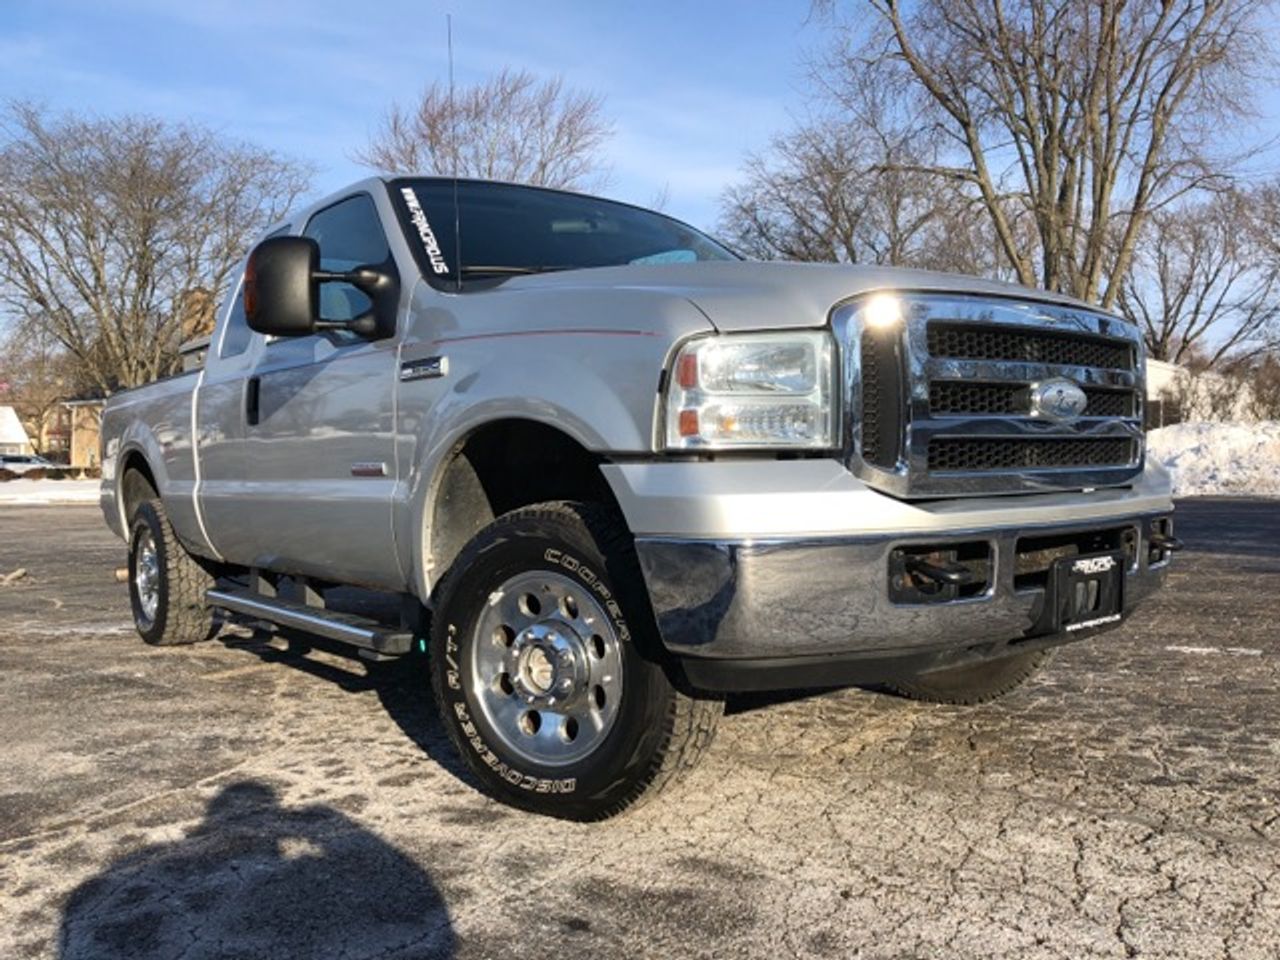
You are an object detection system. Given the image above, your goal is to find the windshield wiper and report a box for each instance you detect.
[459,264,571,277]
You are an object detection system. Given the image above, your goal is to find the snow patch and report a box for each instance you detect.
[1147,421,1280,497]
[1164,644,1264,657]
[0,479,101,505]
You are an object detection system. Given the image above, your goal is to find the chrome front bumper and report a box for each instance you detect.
[635,512,1171,664]
[604,457,1175,690]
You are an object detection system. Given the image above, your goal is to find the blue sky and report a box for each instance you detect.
[0,0,824,231]
[6,2,1280,234]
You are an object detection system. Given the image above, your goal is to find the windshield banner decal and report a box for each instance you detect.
[400,187,450,275]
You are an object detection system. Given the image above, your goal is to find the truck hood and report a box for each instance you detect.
[492,260,1108,331]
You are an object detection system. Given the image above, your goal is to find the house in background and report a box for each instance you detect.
[0,405,34,456]
[0,399,105,466]
[63,399,104,468]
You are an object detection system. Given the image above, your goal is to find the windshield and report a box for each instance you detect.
[388,178,737,287]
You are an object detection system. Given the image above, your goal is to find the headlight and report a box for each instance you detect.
[664,331,837,449]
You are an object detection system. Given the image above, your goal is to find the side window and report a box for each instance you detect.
[302,194,391,324]
[218,283,251,359]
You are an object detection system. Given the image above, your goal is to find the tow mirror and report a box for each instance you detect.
[244,236,398,340]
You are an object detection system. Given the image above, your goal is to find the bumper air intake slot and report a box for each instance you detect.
[890,542,991,604]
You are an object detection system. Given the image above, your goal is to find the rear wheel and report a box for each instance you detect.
[128,499,217,645]
[428,501,721,820]
[886,649,1054,705]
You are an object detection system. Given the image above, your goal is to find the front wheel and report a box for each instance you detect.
[428,501,721,820]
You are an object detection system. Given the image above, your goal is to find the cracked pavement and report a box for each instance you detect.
[0,499,1276,959]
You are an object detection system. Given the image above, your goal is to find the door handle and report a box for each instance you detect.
[246,376,261,426]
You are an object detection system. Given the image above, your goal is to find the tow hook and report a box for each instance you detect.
[904,556,976,587]
[1149,533,1185,553]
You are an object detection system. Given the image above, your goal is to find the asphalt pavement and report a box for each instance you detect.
[0,499,1276,959]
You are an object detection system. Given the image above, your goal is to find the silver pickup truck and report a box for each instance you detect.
[100,176,1178,819]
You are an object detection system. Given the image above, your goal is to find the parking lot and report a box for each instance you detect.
[0,499,1276,959]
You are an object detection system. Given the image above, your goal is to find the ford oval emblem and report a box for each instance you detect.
[1030,378,1088,421]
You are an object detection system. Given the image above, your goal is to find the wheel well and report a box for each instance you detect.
[428,420,621,581]
[120,453,158,524]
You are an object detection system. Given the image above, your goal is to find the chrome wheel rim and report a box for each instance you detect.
[468,569,623,767]
[134,529,160,627]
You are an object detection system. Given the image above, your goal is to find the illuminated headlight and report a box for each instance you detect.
[664,331,837,449]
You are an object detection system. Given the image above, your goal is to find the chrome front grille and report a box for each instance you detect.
[837,293,1146,498]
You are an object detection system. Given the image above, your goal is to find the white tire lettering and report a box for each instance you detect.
[451,685,576,793]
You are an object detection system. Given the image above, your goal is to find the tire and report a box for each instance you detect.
[886,648,1054,705]
[127,498,217,646]
[428,500,721,820]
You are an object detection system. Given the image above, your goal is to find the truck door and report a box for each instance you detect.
[232,193,403,588]
[195,272,256,557]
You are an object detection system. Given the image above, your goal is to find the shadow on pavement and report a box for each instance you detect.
[724,686,851,716]
[215,627,483,793]
[58,780,455,960]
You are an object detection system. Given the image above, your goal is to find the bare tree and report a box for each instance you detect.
[721,120,883,263]
[356,68,613,191]
[1119,187,1280,366]
[816,0,1273,306]
[0,104,310,393]
[0,329,85,455]
[719,77,1006,276]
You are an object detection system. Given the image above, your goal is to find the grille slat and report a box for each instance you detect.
[929,381,1135,418]
[927,323,1134,371]
[860,331,904,468]
[860,334,883,464]
[927,437,1136,473]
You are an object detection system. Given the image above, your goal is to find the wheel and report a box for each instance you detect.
[886,648,1054,705]
[428,501,722,820]
[128,498,217,645]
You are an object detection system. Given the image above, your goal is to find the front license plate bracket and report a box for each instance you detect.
[1048,550,1125,636]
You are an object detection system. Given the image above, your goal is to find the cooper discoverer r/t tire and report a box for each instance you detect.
[127,498,218,646]
[428,500,721,820]
[886,648,1054,705]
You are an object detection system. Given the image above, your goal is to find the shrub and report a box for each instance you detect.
[22,467,93,481]
[0,468,17,482]
[1246,354,1280,420]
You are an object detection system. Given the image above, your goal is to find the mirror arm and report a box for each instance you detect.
[313,267,391,292]
[312,266,398,339]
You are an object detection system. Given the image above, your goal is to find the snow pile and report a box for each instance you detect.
[0,479,101,505]
[1147,421,1280,497]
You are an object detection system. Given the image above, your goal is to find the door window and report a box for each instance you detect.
[218,283,252,359]
[302,194,391,324]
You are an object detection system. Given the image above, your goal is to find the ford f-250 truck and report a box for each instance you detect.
[100,177,1179,820]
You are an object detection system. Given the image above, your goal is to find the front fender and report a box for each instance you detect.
[398,349,656,602]
[394,299,715,600]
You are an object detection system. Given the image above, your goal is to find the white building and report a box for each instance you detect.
[1145,358,1257,424]
[0,405,34,455]
[1145,360,1183,402]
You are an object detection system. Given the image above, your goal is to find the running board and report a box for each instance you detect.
[206,588,414,655]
